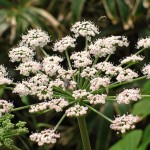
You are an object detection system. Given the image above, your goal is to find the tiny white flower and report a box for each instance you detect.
[53,36,76,52]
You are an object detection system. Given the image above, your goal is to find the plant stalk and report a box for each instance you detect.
[77,116,91,150]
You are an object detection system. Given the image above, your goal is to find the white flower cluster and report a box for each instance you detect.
[0,65,12,85]
[116,69,138,82]
[19,29,50,49]
[116,89,141,104]
[94,62,123,76]
[137,37,150,49]
[71,21,99,39]
[9,46,34,63]
[30,129,60,146]
[50,78,65,89]
[67,80,77,90]
[5,20,149,141]
[13,74,53,100]
[53,36,76,52]
[16,61,41,76]
[110,114,139,133]
[87,94,107,104]
[66,104,88,117]
[0,99,13,114]
[89,36,129,57]
[72,89,89,99]
[29,98,68,113]
[70,51,92,68]
[58,69,76,80]
[13,81,30,96]
[121,55,144,65]
[81,67,97,78]
[90,77,110,91]
[142,64,150,78]
[42,56,63,77]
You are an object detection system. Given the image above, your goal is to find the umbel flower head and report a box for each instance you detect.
[30,129,60,146]
[2,20,150,147]
[19,29,50,49]
[0,100,13,115]
[110,114,139,134]
[0,65,12,85]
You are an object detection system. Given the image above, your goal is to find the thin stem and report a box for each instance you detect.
[4,87,14,90]
[85,37,88,51]
[77,116,91,150]
[142,95,150,98]
[82,79,89,89]
[53,87,72,96]
[109,76,146,89]
[54,114,66,131]
[105,54,111,62]
[106,99,116,101]
[11,105,30,112]
[40,47,49,57]
[92,57,99,66]
[124,62,135,69]
[107,96,116,98]
[65,49,72,70]
[85,104,112,123]
[135,48,146,55]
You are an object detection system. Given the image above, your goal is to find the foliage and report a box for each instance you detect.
[0,0,150,150]
[0,113,28,149]
[109,125,150,150]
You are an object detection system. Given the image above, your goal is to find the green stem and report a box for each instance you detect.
[106,99,116,101]
[142,95,150,98]
[54,114,66,131]
[4,87,14,90]
[92,57,99,66]
[77,116,91,150]
[11,105,30,112]
[105,54,111,62]
[85,37,88,51]
[53,87,72,96]
[135,48,147,55]
[109,76,146,89]
[65,49,72,70]
[40,47,49,57]
[85,104,112,123]
[82,79,89,89]
[124,62,135,69]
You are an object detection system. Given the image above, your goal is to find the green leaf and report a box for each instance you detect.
[141,80,150,94]
[109,130,142,150]
[132,98,150,117]
[116,0,133,30]
[71,0,86,23]
[0,0,14,7]
[95,102,113,150]
[102,0,119,24]
[137,125,150,150]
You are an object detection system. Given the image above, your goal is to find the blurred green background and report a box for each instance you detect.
[0,0,150,150]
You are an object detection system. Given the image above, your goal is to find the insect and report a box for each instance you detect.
[98,16,107,22]
[63,79,70,89]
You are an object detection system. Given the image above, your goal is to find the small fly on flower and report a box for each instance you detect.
[63,79,70,89]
